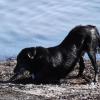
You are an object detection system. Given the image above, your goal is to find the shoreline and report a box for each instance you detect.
[0,56,16,62]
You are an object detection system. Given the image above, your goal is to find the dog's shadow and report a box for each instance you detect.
[0,75,92,85]
[60,75,92,85]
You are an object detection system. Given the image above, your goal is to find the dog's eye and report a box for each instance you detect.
[28,53,34,59]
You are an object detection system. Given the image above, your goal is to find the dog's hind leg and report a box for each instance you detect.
[77,56,85,77]
[87,50,99,83]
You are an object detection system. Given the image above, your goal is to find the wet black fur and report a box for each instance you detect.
[13,25,100,84]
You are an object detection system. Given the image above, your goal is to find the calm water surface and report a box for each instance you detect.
[0,0,100,60]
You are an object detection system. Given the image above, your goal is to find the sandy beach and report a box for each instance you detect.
[0,58,100,100]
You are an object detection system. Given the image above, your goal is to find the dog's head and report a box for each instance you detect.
[14,47,37,73]
[10,47,38,83]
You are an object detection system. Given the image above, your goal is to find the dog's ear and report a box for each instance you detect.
[27,48,36,59]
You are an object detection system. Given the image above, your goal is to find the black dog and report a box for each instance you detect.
[9,25,100,84]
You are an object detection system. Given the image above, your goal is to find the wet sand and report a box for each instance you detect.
[0,59,100,100]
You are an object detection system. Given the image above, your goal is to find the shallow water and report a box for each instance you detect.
[0,0,100,60]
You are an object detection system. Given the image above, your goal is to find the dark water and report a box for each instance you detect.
[0,0,100,60]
